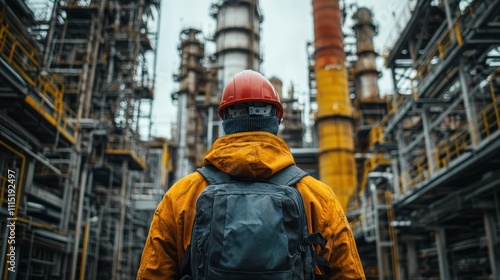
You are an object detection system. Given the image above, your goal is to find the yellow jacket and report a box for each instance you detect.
[137,132,365,279]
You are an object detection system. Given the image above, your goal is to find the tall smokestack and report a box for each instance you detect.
[312,0,356,210]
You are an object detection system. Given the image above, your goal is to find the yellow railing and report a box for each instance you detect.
[358,153,392,197]
[0,9,78,143]
[106,134,147,169]
[416,0,483,81]
[369,125,384,148]
[386,94,410,115]
[401,79,500,191]
[355,95,397,199]
[417,23,462,80]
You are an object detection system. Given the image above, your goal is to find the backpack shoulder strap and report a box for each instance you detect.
[268,165,309,186]
[197,165,230,184]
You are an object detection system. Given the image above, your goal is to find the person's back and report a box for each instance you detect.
[136,70,366,280]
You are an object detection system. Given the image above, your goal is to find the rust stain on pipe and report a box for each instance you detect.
[313,0,345,67]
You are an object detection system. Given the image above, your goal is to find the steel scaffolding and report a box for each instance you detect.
[0,0,166,279]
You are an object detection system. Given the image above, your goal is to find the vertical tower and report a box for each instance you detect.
[312,0,356,210]
[353,8,382,103]
[210,0,262,85]
[208,0,263,142]
[271,77,304,148]
[352,7,387,195]
[173,28,205,181]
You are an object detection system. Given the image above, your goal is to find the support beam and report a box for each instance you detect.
[421,107,437,174]
[484,211,500,280]
[435,228,450,280]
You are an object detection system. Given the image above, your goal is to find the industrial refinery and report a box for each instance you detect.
[0,0,499,279]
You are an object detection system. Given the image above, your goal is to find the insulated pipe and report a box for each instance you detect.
[312,0,356,210]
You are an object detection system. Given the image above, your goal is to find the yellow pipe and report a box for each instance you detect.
[454,23,463,46]
[15,217,67,235]
[313,0,356,210]
[315,68,353,118]
[79,221,90,280]
[317,118,356,208]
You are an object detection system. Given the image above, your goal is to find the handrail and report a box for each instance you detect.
[0,9,78,142]
[416,0,482,81]
[391,0,490,191]
[401,83,500,191]
[106,134,147,166]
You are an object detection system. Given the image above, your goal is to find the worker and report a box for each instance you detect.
[136,69,366,280]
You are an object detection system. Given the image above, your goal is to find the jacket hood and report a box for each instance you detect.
[203,132,296,179]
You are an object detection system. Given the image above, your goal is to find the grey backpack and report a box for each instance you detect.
[180,165,329,280]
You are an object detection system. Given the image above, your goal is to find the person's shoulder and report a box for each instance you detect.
[296,175,336,203]
[166,170,207,201]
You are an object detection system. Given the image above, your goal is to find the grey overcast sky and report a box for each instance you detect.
[151,0,409,138]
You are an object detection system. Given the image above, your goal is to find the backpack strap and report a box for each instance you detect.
[268,165,309,186]
[197,165,231,184]
[198,165,308,186]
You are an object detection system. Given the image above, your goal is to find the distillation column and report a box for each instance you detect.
[352,7,386,187]
[353,8,382,104]
[352,7,394,280]
[173,28,205,181]
[312,0,356,209]
[211,0,262,85]
[209,0,263,142]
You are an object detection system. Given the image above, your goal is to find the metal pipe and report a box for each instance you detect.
[0,132,60,176]
[114,159,129,279]
[458,57,478,147]
[70,160,89,280]
[435,227,450,279]
[207,107,214,146]
[174,92,189,181]
[79,218,90,280]
[372,183,383,280]
[62,149,78,232]
[312,0,356,209]
[484,211,499,280]
[442,0,455,30]
[386,191,401,280]
[92,211,102,280]
[42,0,59,67]
[421,108,437,173]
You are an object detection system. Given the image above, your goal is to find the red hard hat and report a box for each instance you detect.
[218,70,284,120]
